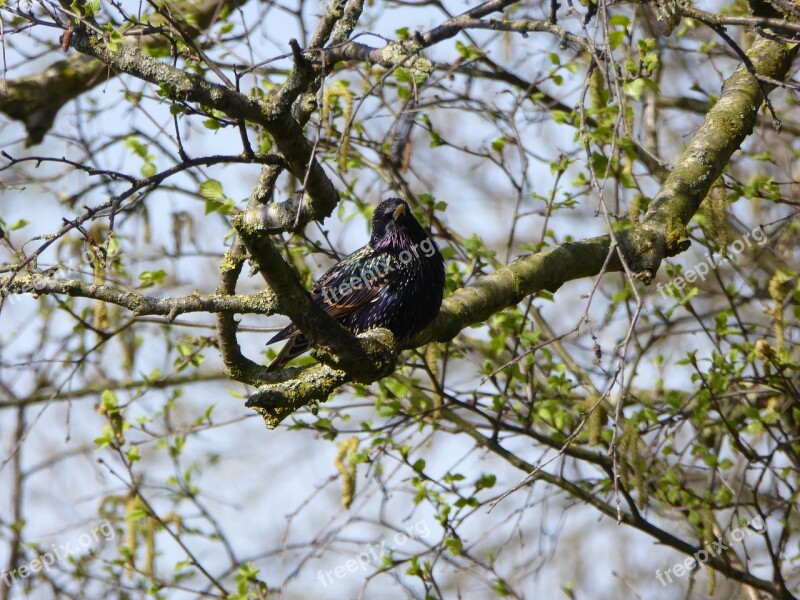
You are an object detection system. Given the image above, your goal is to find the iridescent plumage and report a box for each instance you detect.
[266,198,445,372]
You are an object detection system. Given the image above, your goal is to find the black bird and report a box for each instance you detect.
[266,197,445,372]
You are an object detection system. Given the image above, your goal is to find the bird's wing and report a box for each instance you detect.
[266,246,391,346]
[310,245,392,319]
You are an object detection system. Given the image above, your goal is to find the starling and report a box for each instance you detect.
[266,197,445,372]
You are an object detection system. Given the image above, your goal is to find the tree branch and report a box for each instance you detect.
[0,0,248,145]
[0,275,278,320]
[245,35,798,428]
[67,25,339,228]
[642,37,796,233]
[232,213,397,380]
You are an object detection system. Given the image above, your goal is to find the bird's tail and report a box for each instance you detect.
[266,325,310,372]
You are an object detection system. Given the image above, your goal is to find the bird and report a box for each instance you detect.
[266,197,445,372]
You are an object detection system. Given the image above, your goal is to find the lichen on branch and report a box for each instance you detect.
[242,35,797,429]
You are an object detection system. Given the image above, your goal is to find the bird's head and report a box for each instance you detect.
[370,197,428,248]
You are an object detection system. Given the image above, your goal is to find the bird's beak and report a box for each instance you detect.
[392,204,406,220]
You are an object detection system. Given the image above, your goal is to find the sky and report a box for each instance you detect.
[0,0,787,598]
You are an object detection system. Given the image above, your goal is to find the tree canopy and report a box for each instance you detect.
[1,0,800,598]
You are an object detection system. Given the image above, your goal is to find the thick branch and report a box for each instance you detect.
[643,36,796,240]
[244,328,395,428]
[322,0,534,76]
[246,35,797,427]
[416,233,645,345]
[681,5,800,36]
[68,26,339,225]
[657,94,800,137]
[245,230,651,425]
[0,0,247,145]
[232,214,397,380]
[0,275,277,319]
[241,0,366,231]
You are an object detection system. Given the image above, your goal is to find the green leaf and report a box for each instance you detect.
[609,15,630,28]
[127,507,148,522]
[455,41,483,60]
[204,197,236,216]
[475,473,497,491]
[395,67,413,84]
[551,110,576,125]
[138,269,167,289]
[106,27,123,53]
[608,30,625,50]
[141,163,157,178]
[622,78,659,101]
[106,232,121,257]
[443,472,466,484]
[93,427,113,449]
[444,538,462,555]
[74,0,100,17]
[428,131,443,148]
[174,559,192,572]
[124,136,148,159]
[200,179,224,201]
[100,389,119,412]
